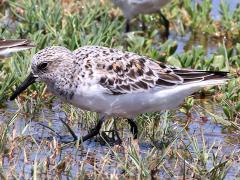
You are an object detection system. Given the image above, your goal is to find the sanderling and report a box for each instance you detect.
[112,0,170,36]
[0,39,34,59]
[10,46,228,143]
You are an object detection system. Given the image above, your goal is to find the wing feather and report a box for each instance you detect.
[74,46,228,95]
[92,49,184,94]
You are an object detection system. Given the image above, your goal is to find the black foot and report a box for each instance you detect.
[38,117,137,145]
[99,130,122,145]
[39,116,106,145]
[99,119,138,145]
[80,118,104,143]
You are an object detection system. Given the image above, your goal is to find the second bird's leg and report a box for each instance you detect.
[159,10,169,38]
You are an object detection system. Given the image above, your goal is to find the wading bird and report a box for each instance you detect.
[10,46,228,144]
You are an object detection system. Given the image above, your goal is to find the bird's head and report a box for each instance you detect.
[10,46,75,100]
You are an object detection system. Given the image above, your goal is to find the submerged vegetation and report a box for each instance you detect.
[0,0,239,178]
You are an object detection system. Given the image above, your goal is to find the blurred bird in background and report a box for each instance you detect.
[112,0,170,37]
[0,39,34,59]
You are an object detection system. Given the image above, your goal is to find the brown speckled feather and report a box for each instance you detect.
[73,46,228,95]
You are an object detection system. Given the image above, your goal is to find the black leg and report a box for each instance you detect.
[80,116,105,142]
[159,10,169,38]
[100,130,122,145]
[59,117,78,141]
[125,19,130,32]
[37,122,62,139]
[42,116,138,144]
[100,119,122,145]
[127,119,138,139]
[38,116,105,144]
[57,115,105,144]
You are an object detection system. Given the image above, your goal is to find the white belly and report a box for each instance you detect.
[69,85,195,118]
[61,79,226,118]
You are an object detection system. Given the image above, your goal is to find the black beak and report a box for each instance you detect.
[10,72,37,100]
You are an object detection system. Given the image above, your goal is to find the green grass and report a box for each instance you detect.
[0,0,239,178]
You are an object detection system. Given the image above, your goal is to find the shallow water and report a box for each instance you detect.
[170,0,239,55]
[0,98,239,178]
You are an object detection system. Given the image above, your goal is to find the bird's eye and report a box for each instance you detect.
[37,62,48,71]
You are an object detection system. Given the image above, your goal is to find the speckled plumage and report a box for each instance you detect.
[0,39,34,59]
[10,46,228,119]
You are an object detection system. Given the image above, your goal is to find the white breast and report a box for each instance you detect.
[68,79,226,119]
